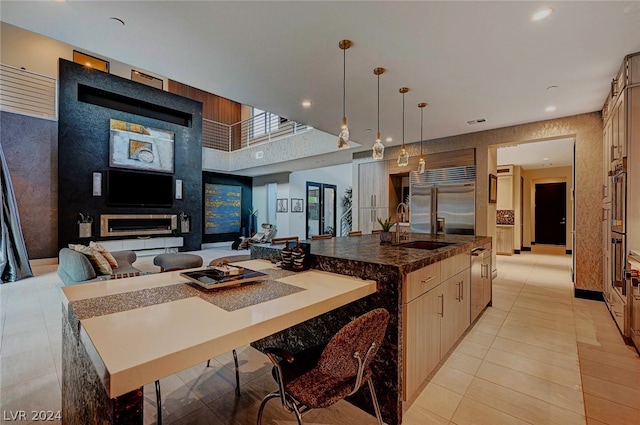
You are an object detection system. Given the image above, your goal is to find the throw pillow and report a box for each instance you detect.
[89,241,119,269]
[70,244,113,275]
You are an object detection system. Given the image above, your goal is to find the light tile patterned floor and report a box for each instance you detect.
[1,250,639,424]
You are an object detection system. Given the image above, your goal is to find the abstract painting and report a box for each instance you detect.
[109,119,174,173]
[204,184,242,234]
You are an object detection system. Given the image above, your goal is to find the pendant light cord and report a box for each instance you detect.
[402,91,405,147]
[377,73,380,134]
[420,107,423,155]
[343,47,346,118]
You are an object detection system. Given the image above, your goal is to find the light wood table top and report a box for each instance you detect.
[62,260,377,398]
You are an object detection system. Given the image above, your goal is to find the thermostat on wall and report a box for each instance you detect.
[176,179,183,199]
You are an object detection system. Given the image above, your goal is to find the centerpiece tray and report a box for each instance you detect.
[180,268,268,289]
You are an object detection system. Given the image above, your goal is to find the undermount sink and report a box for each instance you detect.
[398,241,455,250]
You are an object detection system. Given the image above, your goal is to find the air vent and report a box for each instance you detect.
[466,118,486,125]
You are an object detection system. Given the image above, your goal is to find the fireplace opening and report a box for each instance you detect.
[100,214,178,237]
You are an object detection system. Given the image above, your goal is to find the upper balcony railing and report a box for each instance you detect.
[203,111,310,152]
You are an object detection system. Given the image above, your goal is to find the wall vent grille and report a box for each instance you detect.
[0,64,57,120]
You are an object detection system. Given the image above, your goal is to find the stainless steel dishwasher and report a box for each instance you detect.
[471,247,491,321]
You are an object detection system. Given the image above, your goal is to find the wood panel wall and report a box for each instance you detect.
[168,80,242,124]
[388,148,476,175]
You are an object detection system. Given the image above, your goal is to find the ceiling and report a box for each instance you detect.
[2,1,639,171]
[497,137,574,170]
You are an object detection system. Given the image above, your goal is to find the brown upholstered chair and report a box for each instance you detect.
[311,234,333,240]
[256,308,389,425]
[348,230,362,236]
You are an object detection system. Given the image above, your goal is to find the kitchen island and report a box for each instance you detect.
[251,233,492,425]
[60,261,376,425]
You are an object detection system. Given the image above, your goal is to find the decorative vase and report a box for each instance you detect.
[281,243,293,269]
[248,214,256,236]
[291,241,306,271]
[380,231,393,244]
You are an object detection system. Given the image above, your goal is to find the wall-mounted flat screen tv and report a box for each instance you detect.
[107,169,173,207]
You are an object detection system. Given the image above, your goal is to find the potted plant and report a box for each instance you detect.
[377,216,395,244]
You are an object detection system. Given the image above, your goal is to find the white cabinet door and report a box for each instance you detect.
[358,161,388,208]
[496,175,513,210]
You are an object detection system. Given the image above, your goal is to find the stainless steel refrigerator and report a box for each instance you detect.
[410,166,476,235]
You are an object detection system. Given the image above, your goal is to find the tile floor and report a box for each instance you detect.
[1,249,639,424]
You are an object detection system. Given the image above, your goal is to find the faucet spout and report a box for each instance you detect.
[396,202,408,243]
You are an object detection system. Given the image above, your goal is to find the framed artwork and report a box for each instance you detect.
[204,184,242,234]
[109,119,174,173]
[276,198,288,213]
[488,174,497,204]
[291,198,304,213]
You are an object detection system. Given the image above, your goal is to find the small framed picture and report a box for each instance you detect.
[291,198,304,213]
[276,198,288,213]
[488,174,497,204]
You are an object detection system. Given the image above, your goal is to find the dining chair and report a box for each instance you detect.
[348,230,362,236]
[271,236,299,245]
[311,234,333,240]
[256,308,390,425]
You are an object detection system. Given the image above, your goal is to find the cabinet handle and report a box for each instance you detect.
[614,311,623,317]
[455,282,460,301]
[374,194,377,207]
[460,281,464,301]
[370,195,374,207]
[421,276,436,284]
[438,294,444,317]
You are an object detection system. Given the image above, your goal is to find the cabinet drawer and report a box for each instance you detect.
[406,262,440,302]
[441,252,470,281]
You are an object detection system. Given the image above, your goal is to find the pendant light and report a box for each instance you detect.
[372,67,385,160]
[338,40,352,149]
[397,87,410,166]
[417,102,428,173]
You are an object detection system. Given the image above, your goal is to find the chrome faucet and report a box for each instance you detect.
[396,202,408,243]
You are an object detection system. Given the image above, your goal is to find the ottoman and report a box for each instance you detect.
[153,253,203,272]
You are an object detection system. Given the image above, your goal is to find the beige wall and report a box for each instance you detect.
[522,166,574,250]
[385,113,602,292]
[1,22,166,87]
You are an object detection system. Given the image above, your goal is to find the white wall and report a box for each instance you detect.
[252,163,353,239]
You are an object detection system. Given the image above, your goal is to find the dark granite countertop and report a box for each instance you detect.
[258,233,491,275]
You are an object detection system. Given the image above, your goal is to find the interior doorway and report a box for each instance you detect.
[534,182,567,246]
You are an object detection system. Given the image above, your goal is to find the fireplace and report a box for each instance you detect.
[100,214,178,237]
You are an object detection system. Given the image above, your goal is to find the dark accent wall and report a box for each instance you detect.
[58,59,203,251]
[202,172,252,244]
[1,111,58,259]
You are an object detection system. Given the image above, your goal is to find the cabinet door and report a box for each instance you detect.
[603,120,612,201]
[404,287,441,400]
[358,162,388,208]
[602,204,611,295]
[406,261,440,303]
[440,276,460,358]
[456,270,471,337]
[496,175,513,209]
[359,207,388,234]
[618,93,627,159]
[483,255,492,309]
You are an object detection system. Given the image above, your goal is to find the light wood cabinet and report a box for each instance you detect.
[496,175,513,210]
[496,226,514,255]
[403,251,471,401]
[358,161,389,233]
[440,270,470,358]
[405,287,441,399]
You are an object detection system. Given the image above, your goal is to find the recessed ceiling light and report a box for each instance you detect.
[532,8,554,21]
[385,137,393,143]
[301,100,311,108]
[543,157,550,161]
[545,105,557,112]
